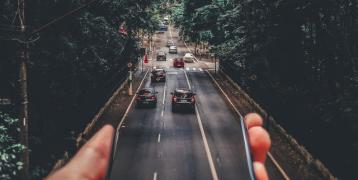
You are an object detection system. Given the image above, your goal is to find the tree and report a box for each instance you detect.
[0,112,25,180]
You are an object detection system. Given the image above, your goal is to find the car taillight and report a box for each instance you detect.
[136,96,141,100]
[173,96,177,102]
[191,97,195,103]
[151,96,156,100]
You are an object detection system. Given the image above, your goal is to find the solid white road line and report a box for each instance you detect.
[158,133,161,143]
[163,82,167,105]
[195,107,219,180]
[184,70,219,180]
[268,153,291,180]
[113,70,150,158]
[184,71,192,90]
[115,70,149,131]
[153,172,158,180]
[206,70,290,180]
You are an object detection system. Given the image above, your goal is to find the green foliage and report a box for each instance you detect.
[174,0,358,178]
[1,0,163,177]
[174,0,213,43]
[0,112,25,180]
[170,3,185,27]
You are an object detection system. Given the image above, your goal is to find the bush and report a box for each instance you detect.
[0,112,25,180]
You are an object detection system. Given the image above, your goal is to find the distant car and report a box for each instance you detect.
[158,22,168,31]
[163,16,169,25]
[157,51,166,61]
[136,88,158,107]
[169,46,177,54]
[151,68,166,82]
[183,53,195,63]
[155,22,167,33]
[160,25,168,31]
[166,40,174,47]
[173,58,184,68]
[171,88,196,113]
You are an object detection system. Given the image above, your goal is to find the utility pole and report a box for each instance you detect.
[18,0,30,178]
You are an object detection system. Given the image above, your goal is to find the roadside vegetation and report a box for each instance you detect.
[0,0,165,177]
[171,0,358,179]
[0,113,25,180]
[1,0,357,179]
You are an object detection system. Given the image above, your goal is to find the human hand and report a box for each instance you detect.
[245,113,271,180]
[47,125,114,180]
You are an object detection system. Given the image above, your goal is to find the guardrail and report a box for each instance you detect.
[219,61,337,180]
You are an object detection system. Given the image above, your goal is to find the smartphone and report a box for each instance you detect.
[240,115,257,180]
[106,118,256,180]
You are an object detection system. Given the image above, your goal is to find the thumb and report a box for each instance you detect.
[48,125,114,180]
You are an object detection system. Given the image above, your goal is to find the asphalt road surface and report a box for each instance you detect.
[107,26,284,180]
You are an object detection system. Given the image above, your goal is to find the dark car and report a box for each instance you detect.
[173,58,184,68]
[160,25,168,31]
[136,88,158,107]
[157,51,166,61]
[171,88,196,113]
[151,69,166,82]
[157,22,168,31]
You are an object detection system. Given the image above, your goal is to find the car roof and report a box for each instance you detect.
[184,53,193,56]
[158,51,165,55]
[174,88,192,93]
[153,68,164,71]
[139,87,155,92]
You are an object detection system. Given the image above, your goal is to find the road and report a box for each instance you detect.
[107,26,284,180]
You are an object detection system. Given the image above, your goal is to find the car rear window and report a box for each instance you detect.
[153,70,164,74]
[174,92,193,97]
[139,89,152,95]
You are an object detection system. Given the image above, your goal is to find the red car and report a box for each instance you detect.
[173,58,184,68]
